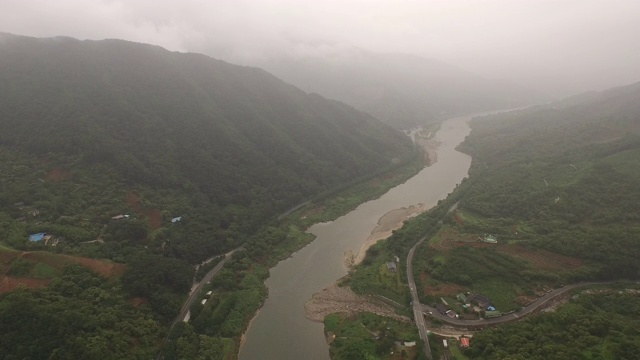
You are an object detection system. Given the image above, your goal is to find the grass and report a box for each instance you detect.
[471,279,518,312]
[449,341,470,359]
[32,262,59,279]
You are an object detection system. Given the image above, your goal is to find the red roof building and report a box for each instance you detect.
[460,337,470,348]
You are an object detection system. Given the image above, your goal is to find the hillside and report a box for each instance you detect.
[0,33,415,263]
[258,49,542,129]
[410,81,640,312]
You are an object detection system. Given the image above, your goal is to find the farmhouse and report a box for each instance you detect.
[386,262,397,272]
[468,294,491,309]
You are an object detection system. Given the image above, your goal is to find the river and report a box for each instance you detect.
[239,115,473,360]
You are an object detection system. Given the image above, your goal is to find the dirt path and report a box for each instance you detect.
[305,282,410,323]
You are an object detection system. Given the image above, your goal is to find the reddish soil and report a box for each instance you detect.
[16,252,126,278]
[497,245,583,270]
[45,168,71,182]
[430,228,488,252]
[129,297,149,308]
[419,272,466,296]
[126,192,163,231]
[0,276,50,294]
[452,211,464,225]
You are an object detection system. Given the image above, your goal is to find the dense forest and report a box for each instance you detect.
[0,33,417,358]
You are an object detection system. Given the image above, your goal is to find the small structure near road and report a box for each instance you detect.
[460,337,470,348]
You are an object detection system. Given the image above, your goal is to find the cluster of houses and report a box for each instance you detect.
[436,293,502,319]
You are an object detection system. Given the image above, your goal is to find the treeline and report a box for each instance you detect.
[0,265,162,359]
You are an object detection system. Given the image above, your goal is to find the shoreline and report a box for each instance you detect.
[304,282,410,324]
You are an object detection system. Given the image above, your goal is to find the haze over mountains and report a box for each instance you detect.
[258,48,542,128]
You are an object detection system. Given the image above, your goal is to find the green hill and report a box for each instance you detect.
[0,33,415,262]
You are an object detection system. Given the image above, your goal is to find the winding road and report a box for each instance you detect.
[420,281,615,327]
[156,247,242,360]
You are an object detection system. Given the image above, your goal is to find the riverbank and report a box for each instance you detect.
[304,282,410,323]
[349,204,426,266]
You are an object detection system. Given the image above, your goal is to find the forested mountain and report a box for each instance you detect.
[0,33,419,358]
[457,81,640,280]
[258,48,542,128]
[0,33,414,262]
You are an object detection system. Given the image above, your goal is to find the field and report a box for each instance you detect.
[496,244,583,270]
[0,246,126,293]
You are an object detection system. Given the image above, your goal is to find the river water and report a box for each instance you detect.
[239,115,473,360]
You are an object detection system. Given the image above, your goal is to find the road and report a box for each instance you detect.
[156,247,242,360]
[420,281,615,327]
[406,202,461,359]
[406,235,432,360]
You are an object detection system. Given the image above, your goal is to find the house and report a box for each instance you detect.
[487,305,496,311]
[201,299,207,305]
[443,339,448,349]
[436,304,448,315]
[460,337,470,348]
[386,262,397,272]
[205,290,213,297]
[468,294,491,309]
[446,310,458,319]
[403,341,416,347]
[171,216,182,223]
[112,214,130,220]
[29,233,46,242]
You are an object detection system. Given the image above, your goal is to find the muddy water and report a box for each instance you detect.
[239,116,472,360]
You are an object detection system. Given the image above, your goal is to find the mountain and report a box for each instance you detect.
[0,33,415,262]
[258,48,543,129]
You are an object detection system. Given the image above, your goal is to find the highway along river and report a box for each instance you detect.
[239,115,473,360]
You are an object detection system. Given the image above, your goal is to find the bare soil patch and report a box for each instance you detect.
[419,273,466,296]
[46,168,71,182]
[0,276,50,294]
[430,228,485,252]
[18,251,125,278]
[126,192,163,231]
[497,245,583,270]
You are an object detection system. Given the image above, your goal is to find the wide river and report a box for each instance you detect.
[239,115,473,360]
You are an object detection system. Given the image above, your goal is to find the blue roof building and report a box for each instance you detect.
[29,233,46,242]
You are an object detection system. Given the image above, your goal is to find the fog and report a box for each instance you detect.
[2,0,639,96]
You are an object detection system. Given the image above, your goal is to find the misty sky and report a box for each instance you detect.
[2,0,639,95]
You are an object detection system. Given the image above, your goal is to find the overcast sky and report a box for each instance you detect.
[2,0,639,95]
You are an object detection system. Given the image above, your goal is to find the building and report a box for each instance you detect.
[29,233,46,242]
[386,262,397,272]
[457,293,467,303]
[485,310,502,318]
[460,337,470,348]
[436,304,448,315]
[171,216,182,223]
[468,294,491,309]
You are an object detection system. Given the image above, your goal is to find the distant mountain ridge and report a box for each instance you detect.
[258,48,543,128]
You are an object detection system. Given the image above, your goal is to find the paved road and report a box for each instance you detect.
[156,247,242,360]
[420,281,615,327]
[406,235,432,360]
